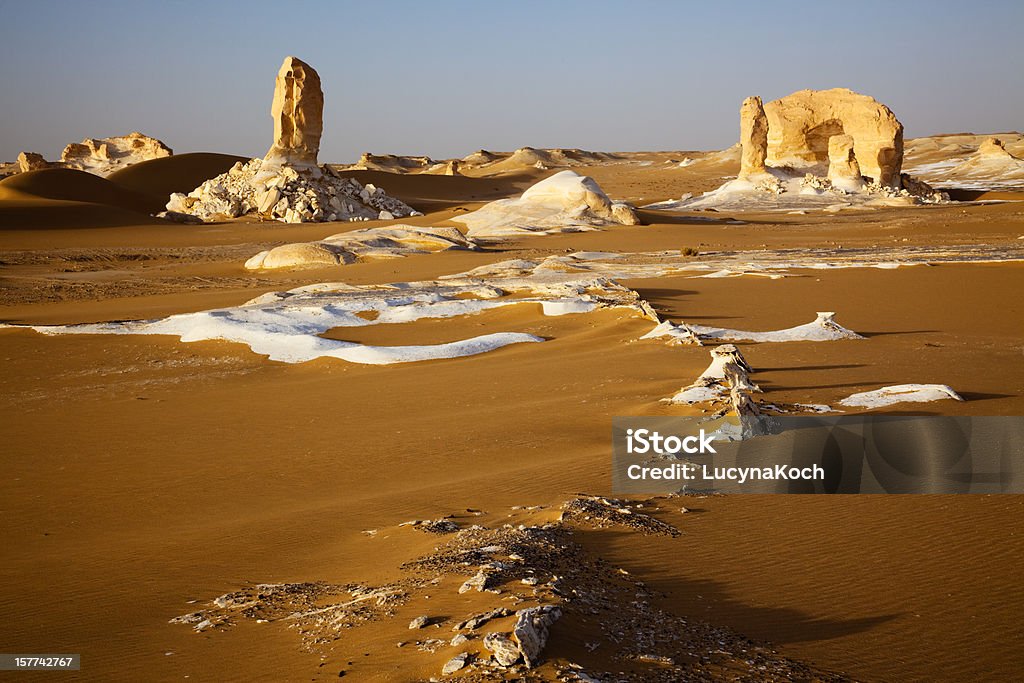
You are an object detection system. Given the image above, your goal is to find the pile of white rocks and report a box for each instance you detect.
[165,158,418,223]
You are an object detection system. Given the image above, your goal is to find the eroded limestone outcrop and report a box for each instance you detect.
[62,132,172,175]
[16,132,172,176]
[978,137,1016,158]
[763,88,904,187]
[739,96,769,178]
[653,88,945,211]
[16,151,49,173]
[262,57,323,172]
[164,56,418,224]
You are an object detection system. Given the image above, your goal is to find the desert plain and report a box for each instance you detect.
[1,55,1023,683]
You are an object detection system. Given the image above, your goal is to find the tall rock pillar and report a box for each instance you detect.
[739,96,769,178]
[263,56,324,170]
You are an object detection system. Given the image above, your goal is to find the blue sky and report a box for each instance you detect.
[1,0,1021,162]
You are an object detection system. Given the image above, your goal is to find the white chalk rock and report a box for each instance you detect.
[453,170,640,238]
[838,384,963,409]
[248,243,346,270]
[512,605,561,668]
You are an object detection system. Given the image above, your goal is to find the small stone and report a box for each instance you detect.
[441,653,468,675]
[409,615,430,629]
[458,570,488,594]
[258,187,282,213]
[483,632,520,667]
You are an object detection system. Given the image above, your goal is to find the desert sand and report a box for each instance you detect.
[2,62,1023,682]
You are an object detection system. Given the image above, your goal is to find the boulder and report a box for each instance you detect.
[441,653,468,675]
[263,56,323,170]
[512,605,561,668]
[16,151,49,173]
[244,242,346,270]
[764,88,904,187]
[827,134,864,191]
[738,96,768,178]
[483,633,520,667]
[453,170,640,238]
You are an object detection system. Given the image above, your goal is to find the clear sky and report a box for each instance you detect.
[1,0,1021,163]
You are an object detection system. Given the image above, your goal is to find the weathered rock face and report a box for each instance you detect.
[738,96,768,178]
[16,132,171,176]
[17,151,49,173]
[61,132,172,175]
[764,88,904,187]
[264,56,323,170]
[827,134,864,191]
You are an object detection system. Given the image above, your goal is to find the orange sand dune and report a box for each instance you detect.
[107,152,248,210]
[0,168,156,212]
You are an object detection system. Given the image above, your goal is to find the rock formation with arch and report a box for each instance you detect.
[657,87,947,211]
[761,88,904,187]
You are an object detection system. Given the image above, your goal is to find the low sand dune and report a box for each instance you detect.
[107,152,248,209]
[0,168,155,212]
[0,155,250,229]
[0,169,165,229]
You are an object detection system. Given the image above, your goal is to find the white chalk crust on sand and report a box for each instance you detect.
[447,246,1024,283]
[27,276,655,365]
[838,384,964,409]
[28,283,569,364]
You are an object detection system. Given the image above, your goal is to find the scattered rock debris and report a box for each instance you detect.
[171,496,851,681]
